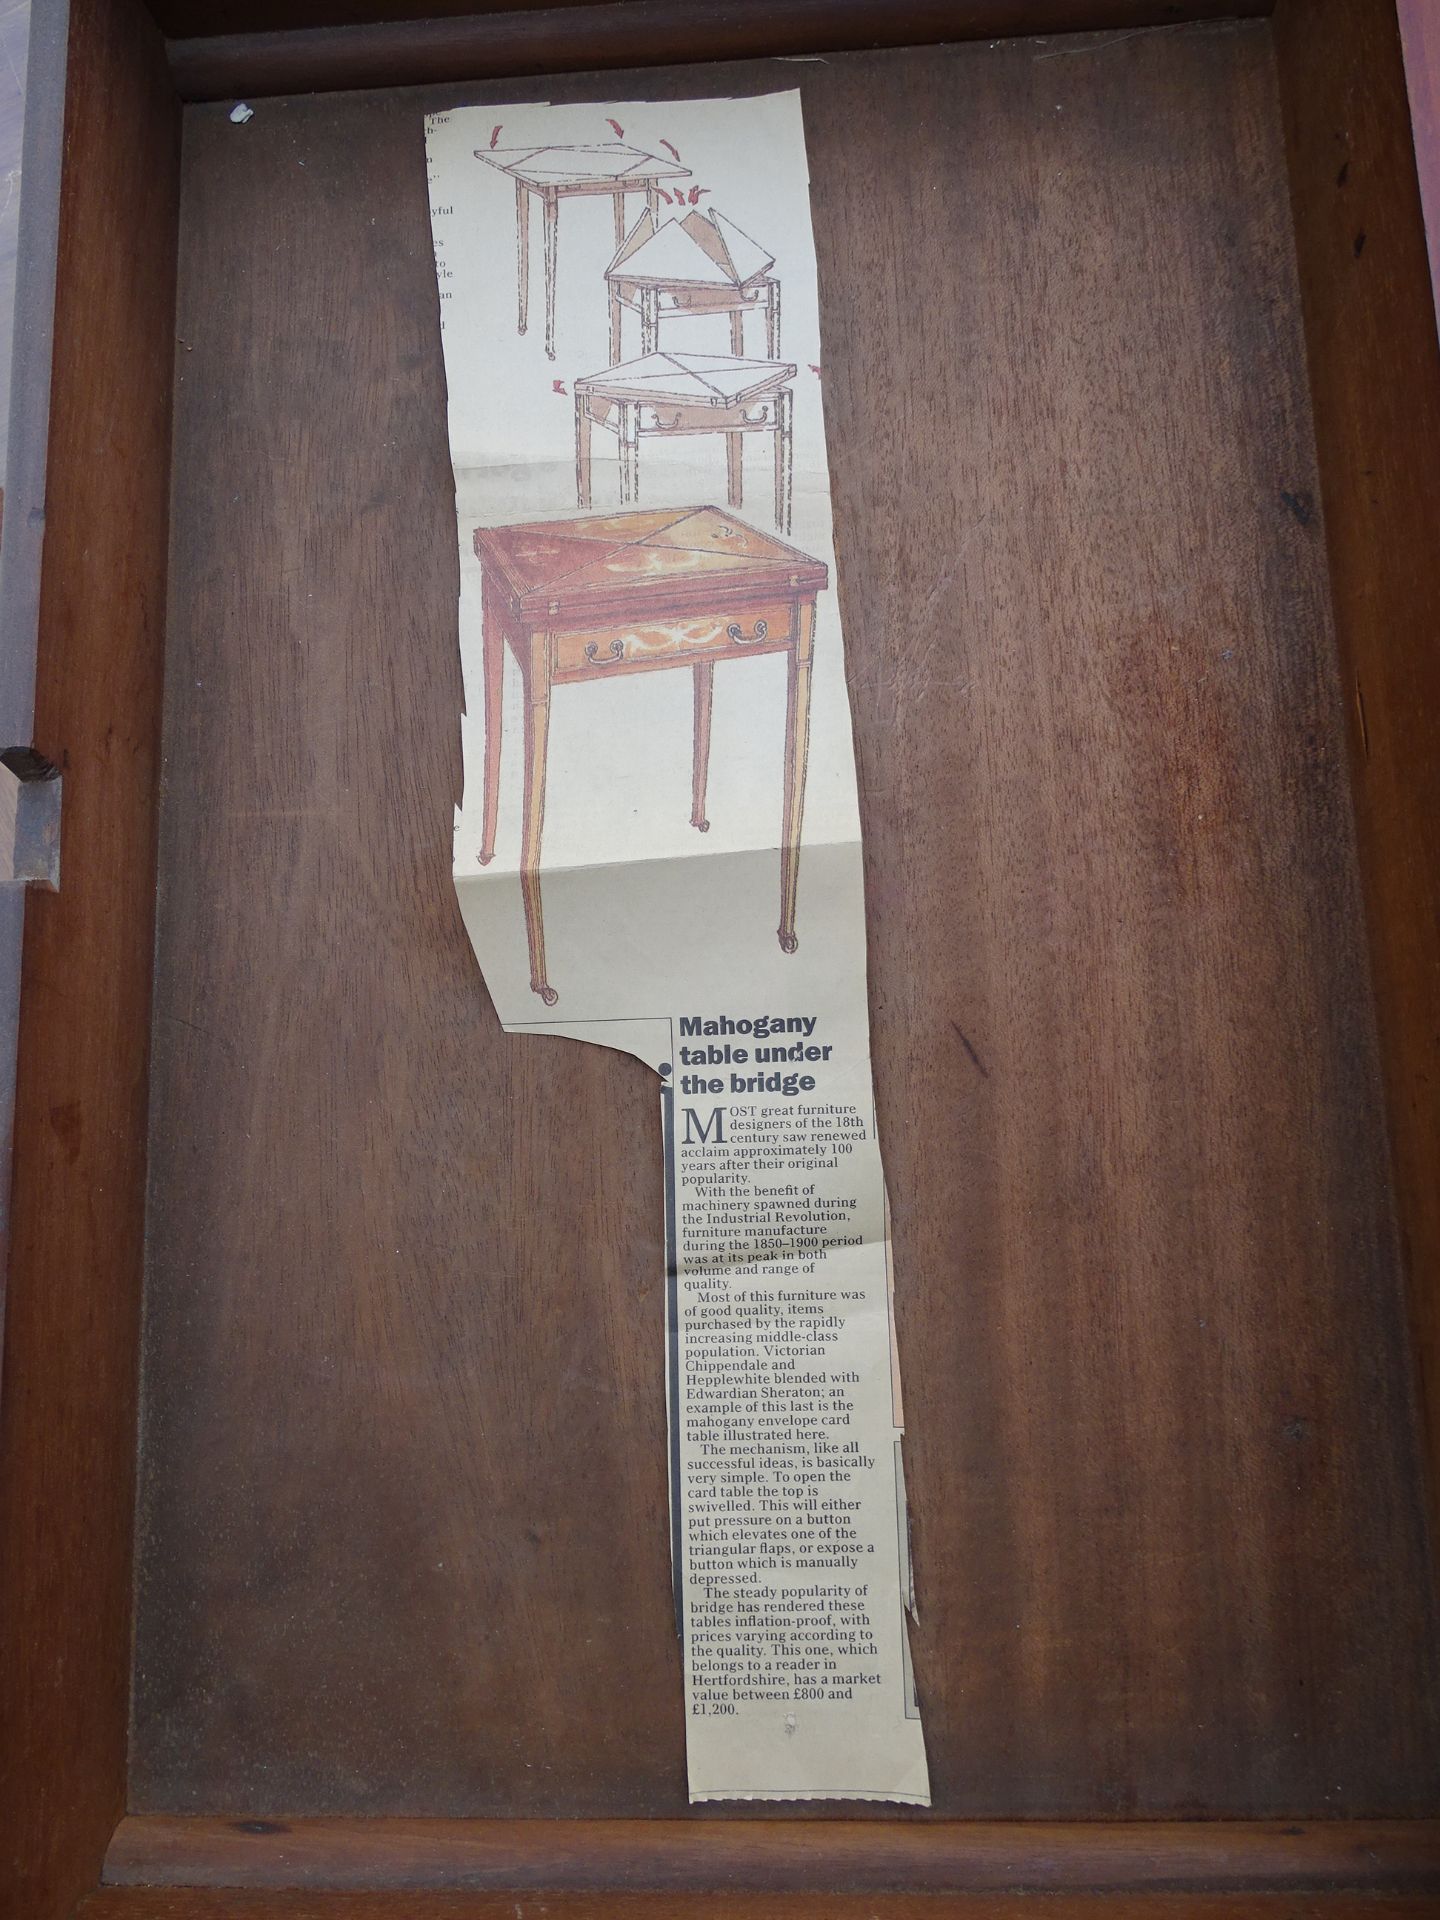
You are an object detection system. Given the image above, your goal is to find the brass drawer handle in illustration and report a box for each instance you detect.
[725,617,769,645]
[583,638,627,665]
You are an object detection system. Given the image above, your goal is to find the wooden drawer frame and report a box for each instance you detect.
[548,601,796,678]
[3,0,1440,1916]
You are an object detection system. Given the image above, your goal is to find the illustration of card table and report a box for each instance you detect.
[473,142,691,360]
[574,352,797,531]
[474,506,828,1005]
[606,207,780,365]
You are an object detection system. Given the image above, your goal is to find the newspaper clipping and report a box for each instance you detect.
[426,88,929,1804]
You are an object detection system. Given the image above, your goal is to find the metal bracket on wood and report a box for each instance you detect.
[1,747,61,889]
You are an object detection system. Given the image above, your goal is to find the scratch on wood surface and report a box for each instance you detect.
[1033,20,1243,61]
[1034,28,1152,60]
[950,1020,989,1080]
[915,514,989,624]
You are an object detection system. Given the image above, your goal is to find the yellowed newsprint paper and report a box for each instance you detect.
[426,89,928,1805]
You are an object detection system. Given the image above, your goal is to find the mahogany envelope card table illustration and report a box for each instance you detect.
[607,205,781,362]
[573,351,798,526]
[474,505,826,1005]
[474,138,691,358]
[6,2,1440,1919]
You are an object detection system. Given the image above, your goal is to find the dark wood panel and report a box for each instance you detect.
[1398,0,1440,304]
[152,0,609,34]
[102,1814,1440,1895]
[1271,0,1440,1559]
[162,0,1272,103]
[149,0,1269,41]
[72,1892,1440,1920]
[132,61,681,1824]
[0,3,180,1920]
[131,20,1440,1820]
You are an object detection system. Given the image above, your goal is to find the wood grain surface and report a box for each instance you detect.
[1399,0,1440,304]
[0,0,179,1917]
[101,1813,1440,1895]
[153,0,612,31]
[70,1891,1440,1920]
[145,0,1264,42]
[1272,0,1440,1593]
[160,0,1272,103]
[131,20,1440,1822]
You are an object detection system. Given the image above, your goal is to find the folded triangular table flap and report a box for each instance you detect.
[536,506,696,543]
[478,527,627,597]
[642,506,800,562]
[705,209,776,284]
[575,352,794,404]
[679,207,738,280]
[476,508,690,595]
[475,507,827,610]
[608,206,659,273]
[609,214,742,287]
[555,545,767,592]
[473,143,544,166]
[476,141,691,186]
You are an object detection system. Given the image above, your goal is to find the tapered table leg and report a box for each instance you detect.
[778,599,814,955]
[516,181,529,335]
[543,187,558,361]
[766,279,781,358]
[721,320,747,509]
[611,189,626,249]
[726,430,743,510]
[479,590,504,866]
[575,392,592,508]
[619,401,640,504]
[691,662,714,833]
[773,387,793,533]
[640,287,659,354]
[521,638,556,1004]
[608,288,623,365]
